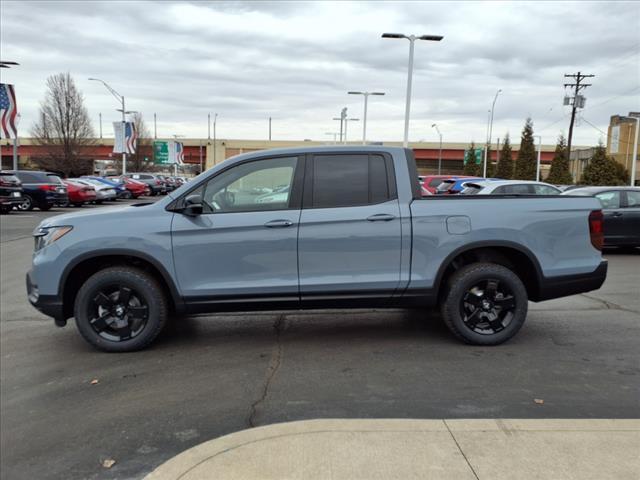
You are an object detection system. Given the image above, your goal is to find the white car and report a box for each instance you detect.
[460,180,562,195]
[69,178,118,202]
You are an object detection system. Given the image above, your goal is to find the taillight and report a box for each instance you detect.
[38,184,57,192]
[589,210,604,251]
[0,178,9,186]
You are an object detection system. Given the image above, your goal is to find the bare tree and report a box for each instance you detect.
[31,73,95,176]
[129,112,153,172]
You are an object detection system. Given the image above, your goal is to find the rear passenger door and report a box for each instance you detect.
[595,190,625,245]
[297,153,402,301]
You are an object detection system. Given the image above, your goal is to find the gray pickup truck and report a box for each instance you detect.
[27,146,607,351]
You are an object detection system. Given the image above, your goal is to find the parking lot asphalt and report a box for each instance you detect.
[1,202,639,479]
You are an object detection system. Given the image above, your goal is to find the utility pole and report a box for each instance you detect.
[99,113,103,139]
[269,117,272,141]
[154,113,157,139]
[564,72,594,165]
[333,107,348,143]
[208,113,211,140]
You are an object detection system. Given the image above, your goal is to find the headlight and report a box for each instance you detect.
[33,226,73,251]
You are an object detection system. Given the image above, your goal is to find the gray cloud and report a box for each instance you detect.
[1,0,638,145]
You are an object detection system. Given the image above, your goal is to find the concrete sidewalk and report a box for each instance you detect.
[144,419,640,480]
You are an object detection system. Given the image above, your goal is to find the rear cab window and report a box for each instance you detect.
[595,191,621,209]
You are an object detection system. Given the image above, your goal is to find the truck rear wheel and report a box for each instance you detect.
[441,263,528,345]
[74,267,167,352]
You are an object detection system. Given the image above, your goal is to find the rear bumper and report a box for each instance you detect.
[537,260,608,301]
[0,194,23,205]
[26,270,66,326]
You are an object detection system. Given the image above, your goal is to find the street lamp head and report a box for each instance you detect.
[382,33,406,39]
[431,123,437,128]
[348,91,363,95]
[418,35,444,41]
[371,92,386,96]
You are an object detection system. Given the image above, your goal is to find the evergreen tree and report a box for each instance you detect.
[463,142,482,176]
[494,133,513,179]
[514,117,537,180]
[582,142,627,186]
[545,134,573,184]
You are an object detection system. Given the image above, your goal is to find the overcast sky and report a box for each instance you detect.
[1,0,639,146]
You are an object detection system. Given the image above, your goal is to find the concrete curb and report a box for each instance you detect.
[144,419,640,480]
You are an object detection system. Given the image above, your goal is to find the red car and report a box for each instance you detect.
[63,180,96,207]
[420,175,456,194]
[107,176,149,198]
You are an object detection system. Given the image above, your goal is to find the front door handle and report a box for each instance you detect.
[264,219,293,228]
[611,212,623,217]
[366,213,396,222]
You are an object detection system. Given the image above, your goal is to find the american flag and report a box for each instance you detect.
[125,121,138,154]
[176,142,184,164]
[0,83,18,139]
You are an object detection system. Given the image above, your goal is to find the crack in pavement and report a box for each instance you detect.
[580,293,640,316]
[443,419,480,480]
[247,314,287,428]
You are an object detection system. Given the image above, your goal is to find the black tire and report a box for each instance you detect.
[440,263,528,346]
[74,267,168,352]
[18,194,33,211]
[0,205,10,214]
[73,203,83,207]
[95,200,103,204]
[121,190,133,199]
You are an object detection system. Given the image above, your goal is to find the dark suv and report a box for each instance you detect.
[12,170,68,211]
[0,171,24,213]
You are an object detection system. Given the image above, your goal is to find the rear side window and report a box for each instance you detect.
[494,184,533,194]
[461,184,483,195]
[46,174,63,184]
[429,178,444,188]
[595,191,621,209]
[533,184,560,195]
[310,154,393,208]
[625,190,640,207]
[16,172,43,183]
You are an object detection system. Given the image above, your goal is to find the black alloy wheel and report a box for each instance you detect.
[18,194,33,211]
[460,278,516,335]
[89,286,149,342]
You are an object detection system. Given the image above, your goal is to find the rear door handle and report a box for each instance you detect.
[264,219,293,228]
[366,213,396,222]
[611,212,623,217]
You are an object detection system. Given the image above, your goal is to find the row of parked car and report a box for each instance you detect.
[419,174,640,248]
[0,170,189,213]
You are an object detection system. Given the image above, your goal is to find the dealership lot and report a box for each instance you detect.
[1,203,639,479]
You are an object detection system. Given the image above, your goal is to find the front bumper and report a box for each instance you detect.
[26,270,66,326]
[537,260,608,301]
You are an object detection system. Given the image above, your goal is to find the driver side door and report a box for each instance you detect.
[171,155,304,309]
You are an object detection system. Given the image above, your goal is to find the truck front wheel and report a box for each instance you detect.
[74,267,168,352]
[441,263,528,345]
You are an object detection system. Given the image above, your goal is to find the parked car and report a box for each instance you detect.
[563,186,640,247]
[460,180,562,195]
[28,146,607,352]
[11,170,68,211]
[69,178,117,203]
[156,175,176,192]
[106,176,148,198]
[82,176,127,198]
[421,175,457,194]
[0,171,24,214]
[124,173,166,196]
[62,180,97,207]
[435,176,484,195]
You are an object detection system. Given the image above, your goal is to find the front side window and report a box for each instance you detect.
[595,191,621,209]
[201,156,298,213]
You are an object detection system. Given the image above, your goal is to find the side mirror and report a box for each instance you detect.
[182,194,203,216]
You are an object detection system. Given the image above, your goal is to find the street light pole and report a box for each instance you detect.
[348,91,385,145]
[344,118,359,144]
[621,115,639,186]
[382,33,443,147]
[88,78,130,174]
[431,123,442,175]
[213,113,218,166]
[484,89,502,178]
[533,135,542,181]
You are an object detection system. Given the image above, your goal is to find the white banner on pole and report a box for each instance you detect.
[113,122,125,153]
[610,125,620,154]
